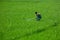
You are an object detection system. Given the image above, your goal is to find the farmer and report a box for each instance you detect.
[35,12,42,21]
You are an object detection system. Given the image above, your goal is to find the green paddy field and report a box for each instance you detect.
[0,0,60,40]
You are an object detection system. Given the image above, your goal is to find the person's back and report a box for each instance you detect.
[37,13,41,18]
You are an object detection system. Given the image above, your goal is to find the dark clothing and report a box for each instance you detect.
[36,14,41,21]
[37,14,41,18]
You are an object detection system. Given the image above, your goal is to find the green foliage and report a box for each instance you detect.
[0,0,60,40]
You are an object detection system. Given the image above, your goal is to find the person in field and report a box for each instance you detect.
[35,12,42,21]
